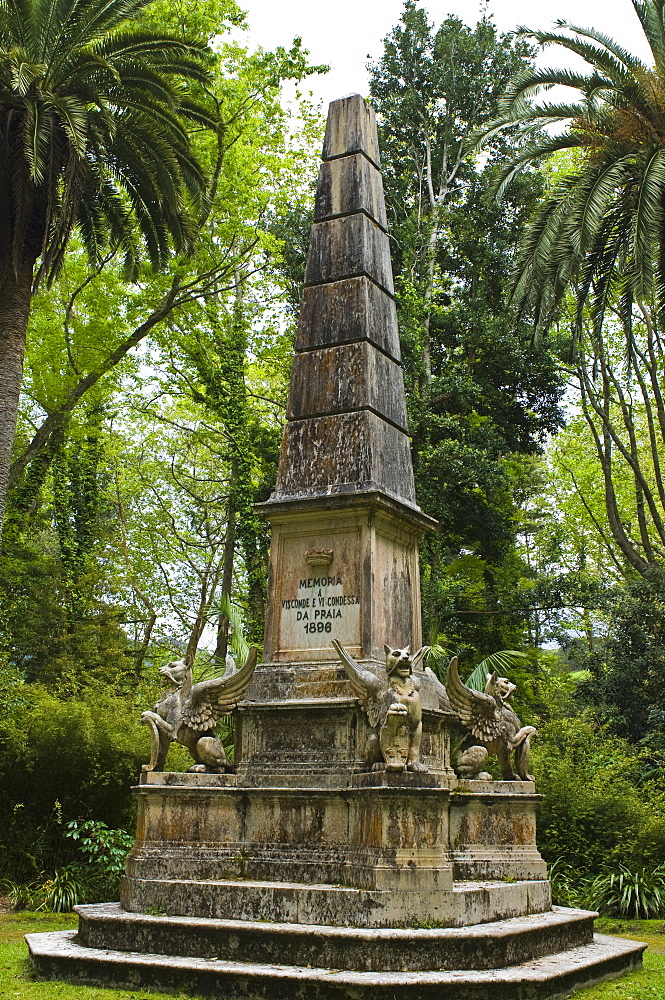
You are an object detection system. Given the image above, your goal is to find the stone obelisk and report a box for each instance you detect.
[257,94,435,679]
[27,94,645,1000]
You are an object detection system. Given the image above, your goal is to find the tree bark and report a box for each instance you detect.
[214,495,236,663]
[0,254,37,539]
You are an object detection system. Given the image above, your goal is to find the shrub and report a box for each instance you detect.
[531,717,665,872]
[65,819,134,900]
[40,865,91,912]
[546,859,587,908]
[0,820,134,912]
[0,682,146,882]
[585,864,665,919]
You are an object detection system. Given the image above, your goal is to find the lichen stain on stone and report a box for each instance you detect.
[357,811,382,847]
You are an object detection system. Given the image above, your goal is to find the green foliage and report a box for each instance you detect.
[423,636,528,693]
[546,858,586,908]
[218,594,251,665]
[576,572,665,746]
[547,858,665,918]
[369,3,565,656]
[0,448,133,693]
[0,821,133,912]
[0,4,322,685]
[587,865,665,920]
[0,682,147,883]
[531,717,665,873]
[40,865,90,913]
[464,650,529,692]
[0,0,217,286]
[0,876,46,911]
[473,0,665,333]
[65,820,133,878]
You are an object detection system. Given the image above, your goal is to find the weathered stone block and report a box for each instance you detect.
[287,342,408,430]
[125,782,454,895]
[75,903,594,973]
[305,214,394,294]
[236,700,367,786]
[295,277,401,360]
[119,876,552,930]
[450,784,548,881]
[273,411,414,504]
[25,926,648,1000]
[322,93,381,166]
[235,695,455,788]
[314,153,388,229]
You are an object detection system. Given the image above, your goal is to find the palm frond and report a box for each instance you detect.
[0,0,215,284]
[514,28,639,87]
[488,2,665,327]
[556,21,649,72]
[464,651,528,692]
[633,147,665,298]
[219,593,251,665]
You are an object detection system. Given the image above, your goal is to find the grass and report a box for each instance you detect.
[0,912,209,1000]
[2,911,665,999]
[562,918,665,999]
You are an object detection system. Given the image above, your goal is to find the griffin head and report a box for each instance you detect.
[159,657,189,688]
[384,645,413,677]
[485,672,516,705]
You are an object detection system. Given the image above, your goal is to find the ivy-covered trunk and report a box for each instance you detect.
[0,254,36,541]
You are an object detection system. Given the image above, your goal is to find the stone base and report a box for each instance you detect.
[235,695,457,787]
[121,877,552,929]
[127,775,545,906]
[126,783,454,895]
[27,920,645,1000]
[77,903,595,970]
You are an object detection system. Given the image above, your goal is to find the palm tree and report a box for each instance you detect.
[0,0,216,532]
[472,0,665,338]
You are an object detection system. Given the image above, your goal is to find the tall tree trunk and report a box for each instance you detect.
[214,495,236,663]
[0,254,36,540]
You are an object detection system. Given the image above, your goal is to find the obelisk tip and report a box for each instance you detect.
[322,94,380,166]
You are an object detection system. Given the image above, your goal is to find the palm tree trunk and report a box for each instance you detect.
[0,256,35,540]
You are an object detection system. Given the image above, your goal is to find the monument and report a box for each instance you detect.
[27,94,644,999]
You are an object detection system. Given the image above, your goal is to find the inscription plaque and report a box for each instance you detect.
[282,574,359,638]
[274,529,362,657]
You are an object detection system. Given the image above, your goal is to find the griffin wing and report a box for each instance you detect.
[331,639,386,728]
[445,656,504,742]
[411,646,426,671]
[183,646,258,732]
[424,665,453,711]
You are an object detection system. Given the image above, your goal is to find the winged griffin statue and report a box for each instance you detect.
[331,640,427,772]
[432,656,537,781]
[141,647,258,773]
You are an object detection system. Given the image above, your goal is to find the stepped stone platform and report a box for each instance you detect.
[27,919,645,1000]
[61,902,603,970]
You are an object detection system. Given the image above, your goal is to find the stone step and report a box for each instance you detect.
[121,875,552,928]
[26,928,646,1000]
[76,903,594,972]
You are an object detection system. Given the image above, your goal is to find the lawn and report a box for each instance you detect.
[1,912,209,1000]
[2,911,665,999]
[566,918,665,999]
